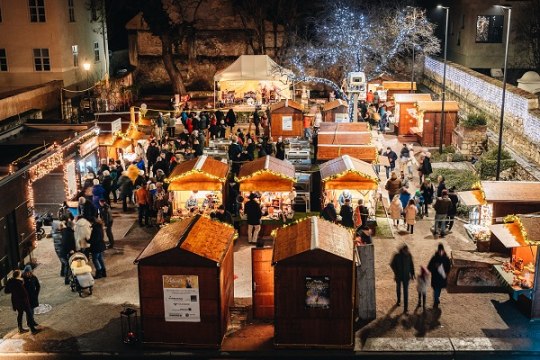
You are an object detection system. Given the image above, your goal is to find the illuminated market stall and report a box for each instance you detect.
[165,155,229,217]
[269,99,304,139]
[317,122,377,162]
[272,216,354,349]
[236,156,297,236]
[458,181,540,252]
[489,214,540,319]
[135,215,236,347]
[319,155,379,230]
[393,93,432,136]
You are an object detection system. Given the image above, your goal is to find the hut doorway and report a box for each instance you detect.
[251,247,274,319]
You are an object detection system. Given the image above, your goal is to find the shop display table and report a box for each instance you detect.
[493,264,533,301]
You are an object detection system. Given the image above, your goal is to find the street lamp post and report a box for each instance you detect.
[496,6,512,181]
[83,62,91,113]
[438,5,449,153]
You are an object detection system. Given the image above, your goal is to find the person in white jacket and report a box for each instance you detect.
[74,217,92,257]
[389,195,403,227]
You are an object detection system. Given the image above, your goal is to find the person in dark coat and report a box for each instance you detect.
[101,170,113,205]
[91,179,106,209]
[146,141,160,171]
[98,199,115,249]
[78,196,97,222]
[245,193,263,246]
[320,203,337,223]
[225,109,237,133]
[61,219,77,284]
[253,109,261,136]
[339,198,354,228]
[4,270,39,334]
[228,137,243,175]
[22,265,40,310]
[420,152,433,184]
[427,243,452,308]
[88,220,107,279]
[213,205,233,225]
[51,220,67,277]
[447,187,459,232]
[420,178,435,217]
[275,137,285,160]
[245,138,256,161]
[436,175,447,198]
[390,245,415,313]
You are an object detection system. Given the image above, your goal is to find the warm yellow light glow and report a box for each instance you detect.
[83,62,91,71]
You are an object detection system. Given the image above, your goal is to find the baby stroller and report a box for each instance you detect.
[68,252,94,297]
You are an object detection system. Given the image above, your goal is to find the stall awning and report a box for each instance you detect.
[489,223,528,248]
[166,155,229,191]
[393,93,432,103]
[98,134,114,146]
[320,155,379,190]
[138,118,152,127]
[482,181,540,203]
[323,99,349,112]
[490,214,540,247]
[416,101,459,112]
[237,156,296,192]
[272,216,353,263]
[135,214,235,264]
[458,190,486,206]
[112,138,133,149]
[214,55,293,82]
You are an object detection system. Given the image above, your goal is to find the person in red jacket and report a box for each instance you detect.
[4,270,40,334]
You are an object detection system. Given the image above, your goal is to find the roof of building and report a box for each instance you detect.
[166,155,229,191]
[482,181,540,203]
[489,214,540,247]
[237,155,296,182]
[393,93,432,103]
[135,215,235,264]
[269,99,304,112]
[319,155,379,190]
[323,99,349,112]
[416,101,460,112]
[272,217,353,263]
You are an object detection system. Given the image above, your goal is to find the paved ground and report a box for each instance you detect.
[1,133,540,358]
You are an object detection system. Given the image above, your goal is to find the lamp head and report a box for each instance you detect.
[83,62,90,71]
[437,5,449,9]
[497,5,512,10]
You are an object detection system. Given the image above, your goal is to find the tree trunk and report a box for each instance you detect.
[161,33,187,95]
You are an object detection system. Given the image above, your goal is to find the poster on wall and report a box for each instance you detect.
[305,276,330,309]
[163,275,201,322]
[282,116,293,131]
[334,113,349,123]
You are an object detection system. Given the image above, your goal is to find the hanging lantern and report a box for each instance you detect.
[120,307,139,344]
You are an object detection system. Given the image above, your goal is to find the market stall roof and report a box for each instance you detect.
[318,122,372,145]
[482,181,540,203]
[323,99,349,112]
[237,155,296,192]
[319,155,379,190]
[393,93,432,103]
[138,118,152,127]
[416,101,459,112]
[214,55,293,82]
[112,138,132,149]
[269,99,304,112]
[489,214,540,248]
[318,122,369,132]
[457,190,486,206]
[272,216,353,263]
[135,214,235,264]
[127,128,148,141]
[98,134,114,146]
[166,155,229,191]
[382,81,417,91]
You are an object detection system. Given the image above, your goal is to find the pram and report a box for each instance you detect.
[68,252,94,297]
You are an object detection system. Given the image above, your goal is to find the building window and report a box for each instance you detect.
[476,15,504,43]
[94,42,100,62]
[0,49,7,72]
[68,0,75,22]
[33,48,50,71]
[29,0,46,23]
[72,45,78,67]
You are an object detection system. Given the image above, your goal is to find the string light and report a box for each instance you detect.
[503,215,540,246]
[235,169,297,183]
[166,169,227,184]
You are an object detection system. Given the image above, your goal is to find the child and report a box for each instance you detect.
[416,266,430,310]
[414,190,425,218]
[405,199,418,234]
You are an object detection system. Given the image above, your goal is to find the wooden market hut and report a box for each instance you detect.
[322,100,349,122]
[269,99,304,138]
[134,215,236,348]
[272,216,354,349]
[393,93,432,136]
[236,155,296,192]
[412,101,459,147]
[458,181,540,252]
[489,214,540,319]
[382,81,417,100]
[320,155,379,192]
[317,123,377,162]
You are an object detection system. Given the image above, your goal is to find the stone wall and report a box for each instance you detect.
[452,125,487,156]
[422,57,540,169]
[0,81,62,121]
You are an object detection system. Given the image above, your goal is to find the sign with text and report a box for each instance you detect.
[163,275,200,322]
[282,116,293,131]
[79,136,98,157]
[111,118,122,134]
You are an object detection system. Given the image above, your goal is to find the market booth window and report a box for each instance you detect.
[134,215,236,348]
[165,155,229,217]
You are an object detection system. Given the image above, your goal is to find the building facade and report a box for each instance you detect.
[442,0,534,71]
[0,0,109,93]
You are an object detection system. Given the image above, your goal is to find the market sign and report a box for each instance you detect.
[305,276,330,309]
[163,275,201,322]
[79,136,98,157]
[111,118,122,134]
[282,116,293,131]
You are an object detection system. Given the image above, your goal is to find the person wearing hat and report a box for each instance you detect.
[427,243,451,308]
[338,190,352,207]
[245,193,262,245]
[4,270,39,334]
[339,198,354,228]
[22,265,40,313]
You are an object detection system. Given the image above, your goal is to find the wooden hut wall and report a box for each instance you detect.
[271,107,303,138]
[489,203,540,253]
[138,251,223,347]
[274,250,354,348]
[317,146,377,162]
[219,243,234,338]
[420,111,457,147]
[323,106,348,122]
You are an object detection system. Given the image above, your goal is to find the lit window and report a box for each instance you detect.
[29,0,46,23]
[33,48,50,71]
[476,15,504,43]
[72,45,78,67]
[0,49,7,72]
[68,0,75,22]
[94,42,100,62]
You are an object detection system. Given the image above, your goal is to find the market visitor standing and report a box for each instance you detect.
[427,243,452,308]
[4,270,40,334]
[390,245,415,313]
